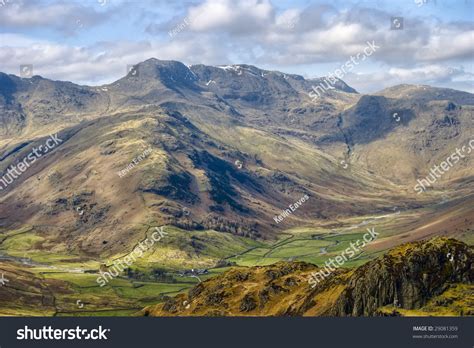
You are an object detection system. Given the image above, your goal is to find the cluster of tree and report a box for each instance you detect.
[125,267,176,283]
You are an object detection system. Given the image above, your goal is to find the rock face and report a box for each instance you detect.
[144,238,474,317]
[331,238,474,316]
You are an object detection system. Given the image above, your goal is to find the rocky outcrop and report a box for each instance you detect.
[331,238,473,316]
[144,238,473,317]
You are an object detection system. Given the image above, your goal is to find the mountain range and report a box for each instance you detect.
[0,58,472,316]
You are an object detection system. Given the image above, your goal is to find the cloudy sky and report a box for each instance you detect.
[0,0,473,93]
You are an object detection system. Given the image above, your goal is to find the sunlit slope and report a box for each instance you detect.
[145,238,473,317]
[0,100,411,258]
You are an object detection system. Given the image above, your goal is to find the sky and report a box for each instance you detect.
[0,0,473,93]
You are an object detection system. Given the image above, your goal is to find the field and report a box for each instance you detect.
[0,207,435,316]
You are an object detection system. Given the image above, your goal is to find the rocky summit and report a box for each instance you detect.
[145,238,473,317]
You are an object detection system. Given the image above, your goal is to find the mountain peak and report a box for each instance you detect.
[376,83,474,104]
[120,58,198,88]
[127,59,357,94]
[137,57,187,68]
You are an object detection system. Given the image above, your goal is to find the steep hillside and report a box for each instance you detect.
[145,238,473,317]
[328,86,474,183]
[0,58,472,298]
[0,103,407,256]
[1,59,422,258]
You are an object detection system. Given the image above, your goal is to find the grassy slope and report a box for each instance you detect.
[144,238,473,317]
[2,197,472,316]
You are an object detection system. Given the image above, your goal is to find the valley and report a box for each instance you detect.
[1,195,472,316]
[0,59,473,316]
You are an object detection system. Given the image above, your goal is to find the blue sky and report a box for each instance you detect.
[0,0,473,92]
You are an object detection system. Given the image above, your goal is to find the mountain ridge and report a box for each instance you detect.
[0,57,473,274]
[0,58,473,318]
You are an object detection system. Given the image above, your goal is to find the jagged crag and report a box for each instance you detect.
[145,238,474,317]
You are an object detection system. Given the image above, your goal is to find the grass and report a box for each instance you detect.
[265,239,332,257]
[58,309,141,317]
[41,272,101,287]
[107,226,265,270]
[2,210,469,317]
[0,220,383,319]
[226,229,379,268]
[378,284,474,317]
[0,226,268,316]
[0,232,43,251]
[112,283,188,299]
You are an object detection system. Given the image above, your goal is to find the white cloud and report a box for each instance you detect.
[415,28,474,62]
[0,33,227,85]
[275,8,301,30]
[187,0,274,34]
[0,0,114,34]
[0,1,472,93]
